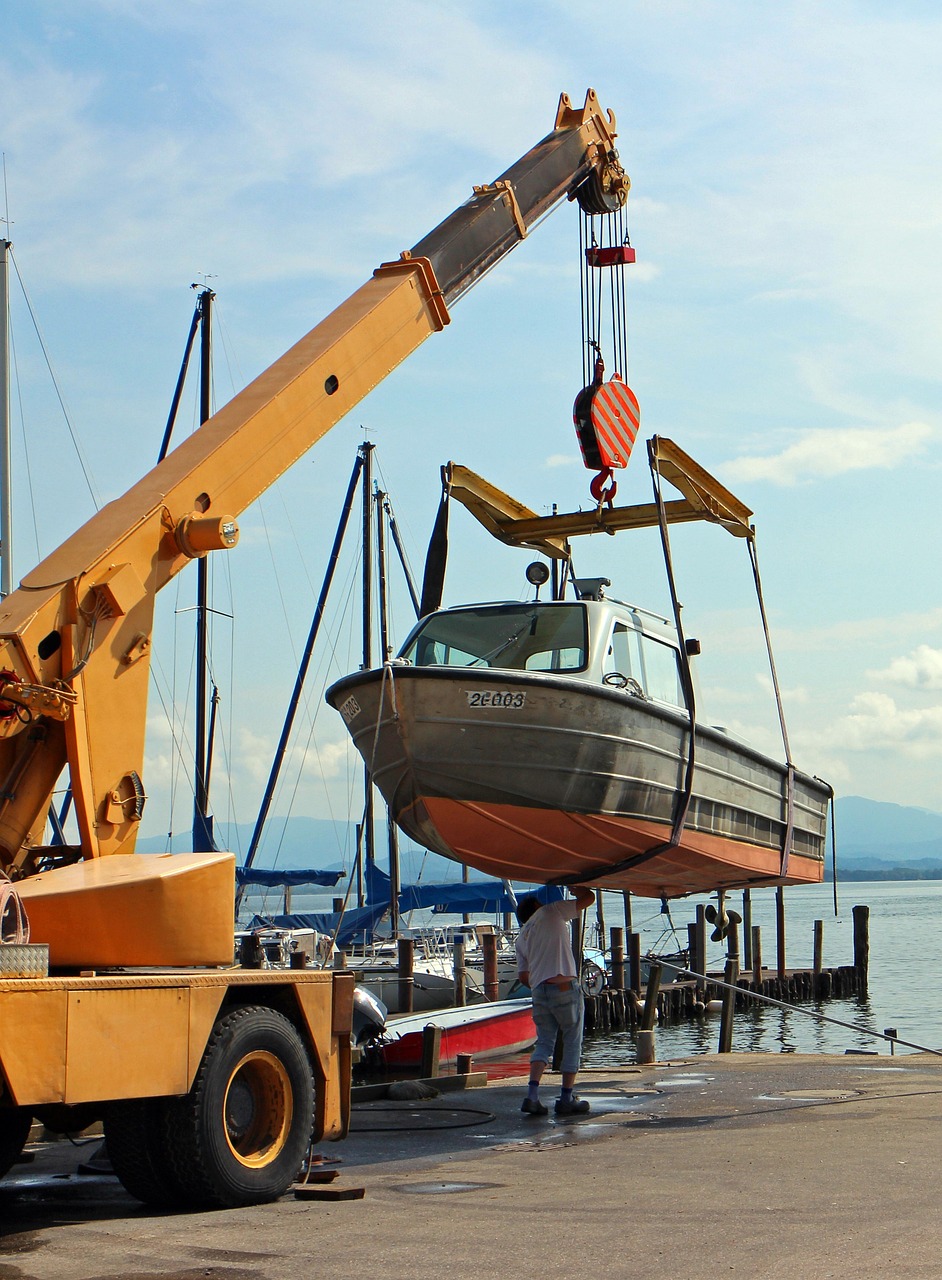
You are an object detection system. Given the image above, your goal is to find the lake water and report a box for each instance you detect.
[582,880,942,1063]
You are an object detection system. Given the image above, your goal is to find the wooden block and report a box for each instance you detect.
[293,1185,366,1201]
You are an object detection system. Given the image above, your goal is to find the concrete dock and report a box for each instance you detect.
[2,1052,940,1278]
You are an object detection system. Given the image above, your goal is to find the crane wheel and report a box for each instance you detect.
[163,1005,315,1209]
[0,1107,33,1181]
[104,1098,188,1207]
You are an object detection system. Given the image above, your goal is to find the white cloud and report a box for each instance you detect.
[871,645,942,691]
[720,422,934,486]
[829,690,942,756]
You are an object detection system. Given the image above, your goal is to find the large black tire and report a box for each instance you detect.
[163,1005,315,1209]
[104,1098,189,1208]
[0,1107,32,1181]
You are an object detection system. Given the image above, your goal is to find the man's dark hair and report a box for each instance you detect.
[515,896,542,925]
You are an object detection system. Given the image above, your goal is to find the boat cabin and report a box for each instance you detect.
[396,593,691,714]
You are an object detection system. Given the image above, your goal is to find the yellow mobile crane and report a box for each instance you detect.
[0,92,628,1208]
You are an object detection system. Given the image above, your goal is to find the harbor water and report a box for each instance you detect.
[583,880,942,1063]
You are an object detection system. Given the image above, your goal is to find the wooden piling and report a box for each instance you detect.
[751,925,762,987]
[610,927,626,991]
[397,938,414,1014]
[776,886,787,980]
[453,939,467,1007]
[853,904,870,993]
[636,1028,656,1064]
[628,931,642,994]
[742,889,752,971]
[641,963,661,1032]
[694,904,707,980]
[421,1024,441,1078]
[483,933,499,1001]
[813,919,824,996]
[717,957,739,1053]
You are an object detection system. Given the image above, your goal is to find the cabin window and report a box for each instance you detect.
[639,635,684,707]
[400,604,588,672]
[607,621,642,681]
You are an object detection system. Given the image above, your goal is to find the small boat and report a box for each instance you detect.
[377,998,537,1069]
[326,446,832,902]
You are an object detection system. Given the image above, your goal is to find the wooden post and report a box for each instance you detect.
[628,931,642,994]
[421,1024,441,1078]
[456,1053,473,1075]
[813,920,824,976]
[397,937,414,1014]
[483,932,499,1001]
[853,904,870,993]
[332,897,344,913]
[333,950,347,970]
[717,957,739,1053]
[727,916,740,964]
[695,904,707,980]
[453,938,467,1007]
[623,891,633,934]
[775,886,786,980]
[636,1028,656,1065]
[596,890,606,949]
[687,922,698,977]
[284,885,292,915]
[641,963,661,1032]
[742,889,752,971]
[610,927,626,990]
[751,926,762,986]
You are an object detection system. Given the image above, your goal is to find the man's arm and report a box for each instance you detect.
[571,886,595,910]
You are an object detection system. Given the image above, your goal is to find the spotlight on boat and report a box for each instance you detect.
[525,561,551,598]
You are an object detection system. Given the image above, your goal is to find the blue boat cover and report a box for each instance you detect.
[266,905,389,948]
[236,867,344,888]
[367,859,563,916]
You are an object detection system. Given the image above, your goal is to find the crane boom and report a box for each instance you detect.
[0,90,628,882]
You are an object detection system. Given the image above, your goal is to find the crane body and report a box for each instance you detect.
[0,91,628,1206]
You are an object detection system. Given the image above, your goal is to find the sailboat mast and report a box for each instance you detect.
[193,286,216,851]
[359,441,375,904]
[0,239,12,598]
[375,484,400,935]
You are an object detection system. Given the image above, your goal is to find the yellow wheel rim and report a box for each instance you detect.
[222,1050,293,1169]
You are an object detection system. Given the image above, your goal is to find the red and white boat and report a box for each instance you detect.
[378,998,536,1069]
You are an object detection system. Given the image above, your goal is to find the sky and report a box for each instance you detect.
[1,1,940,863]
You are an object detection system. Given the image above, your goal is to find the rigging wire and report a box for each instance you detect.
[8,249,101,509]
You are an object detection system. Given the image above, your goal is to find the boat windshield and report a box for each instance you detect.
[400,604,588,672]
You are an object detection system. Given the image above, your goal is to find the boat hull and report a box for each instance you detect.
[328,666,831,899]
[380,998,537,1068]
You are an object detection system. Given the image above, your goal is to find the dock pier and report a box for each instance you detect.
[582,901,870,1041]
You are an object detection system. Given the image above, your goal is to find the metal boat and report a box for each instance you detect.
[326,594,830,899]
[326,446,832,901]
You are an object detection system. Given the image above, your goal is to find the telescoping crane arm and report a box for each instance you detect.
[0,90,628,879]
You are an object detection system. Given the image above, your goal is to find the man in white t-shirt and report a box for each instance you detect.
[514,886,595,1116]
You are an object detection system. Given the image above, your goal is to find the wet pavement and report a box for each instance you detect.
[2,1052,942,1278]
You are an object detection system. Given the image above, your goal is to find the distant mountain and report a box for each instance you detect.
[833,796,942,867]
[137,816,483,885]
